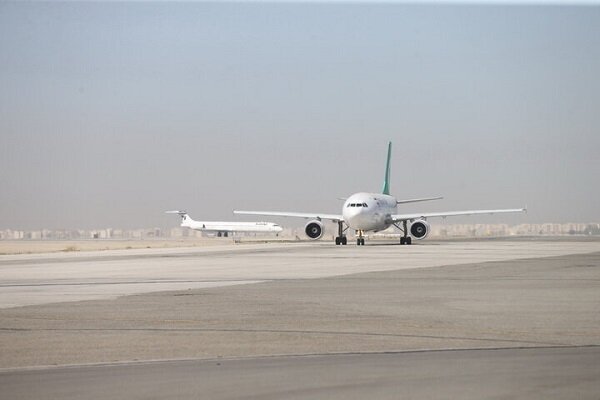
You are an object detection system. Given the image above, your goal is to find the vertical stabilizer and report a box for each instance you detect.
[165,210,192,226]
[381,142,392,195]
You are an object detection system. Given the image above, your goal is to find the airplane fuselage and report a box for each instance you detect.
[182,219,282,233]
[343,192,397,232]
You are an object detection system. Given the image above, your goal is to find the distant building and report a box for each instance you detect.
[0,222,598,241]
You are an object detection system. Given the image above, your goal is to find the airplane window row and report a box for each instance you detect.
[347,203,368,208]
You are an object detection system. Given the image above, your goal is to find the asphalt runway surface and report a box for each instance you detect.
[1,239,599,398]
[0,240,598,308]
[2,347,598,400]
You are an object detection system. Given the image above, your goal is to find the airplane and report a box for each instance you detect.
[165,211,283,237]
[234,142,526,246]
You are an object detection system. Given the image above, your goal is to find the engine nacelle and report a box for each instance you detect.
[410,220,430,240]
[304,220,324,240]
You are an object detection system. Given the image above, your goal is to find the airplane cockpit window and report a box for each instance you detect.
[362,203,368,207]
[356,203,362,207]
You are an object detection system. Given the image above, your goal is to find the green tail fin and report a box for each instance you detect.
[382,142,392,195]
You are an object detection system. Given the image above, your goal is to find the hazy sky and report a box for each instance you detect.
[1,2,599,230]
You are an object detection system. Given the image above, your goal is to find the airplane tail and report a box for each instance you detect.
[382,141,392,195]
[165,210,193,225]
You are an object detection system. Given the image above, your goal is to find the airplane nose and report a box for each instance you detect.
[344,206,370,227]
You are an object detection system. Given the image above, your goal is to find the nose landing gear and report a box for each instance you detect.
[356,230,365,246]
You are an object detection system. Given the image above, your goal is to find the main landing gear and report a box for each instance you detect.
[335,236,347,245]
[394,220,412,245]
[335,220,348,245]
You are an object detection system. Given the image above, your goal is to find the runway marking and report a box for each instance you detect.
[0,279,273,288]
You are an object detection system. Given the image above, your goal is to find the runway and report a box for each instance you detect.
[2,346,599,399]
[0,240,598,308]
[1,239,599,398]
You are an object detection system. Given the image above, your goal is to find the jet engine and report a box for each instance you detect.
[410,220,430,240]
[305,220,324,240]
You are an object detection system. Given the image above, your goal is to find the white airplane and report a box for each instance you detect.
[235,142,526,246]
[165,211,283,237]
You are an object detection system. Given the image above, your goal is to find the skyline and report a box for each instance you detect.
[2,222,599,241]
[1,2,599,230]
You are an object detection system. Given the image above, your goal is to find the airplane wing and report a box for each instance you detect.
[392,208,526,222]
[396,196,443,205]
[234,210,343,222]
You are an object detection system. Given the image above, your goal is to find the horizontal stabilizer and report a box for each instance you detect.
[165,210,190,221]
[165,210,187,215]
